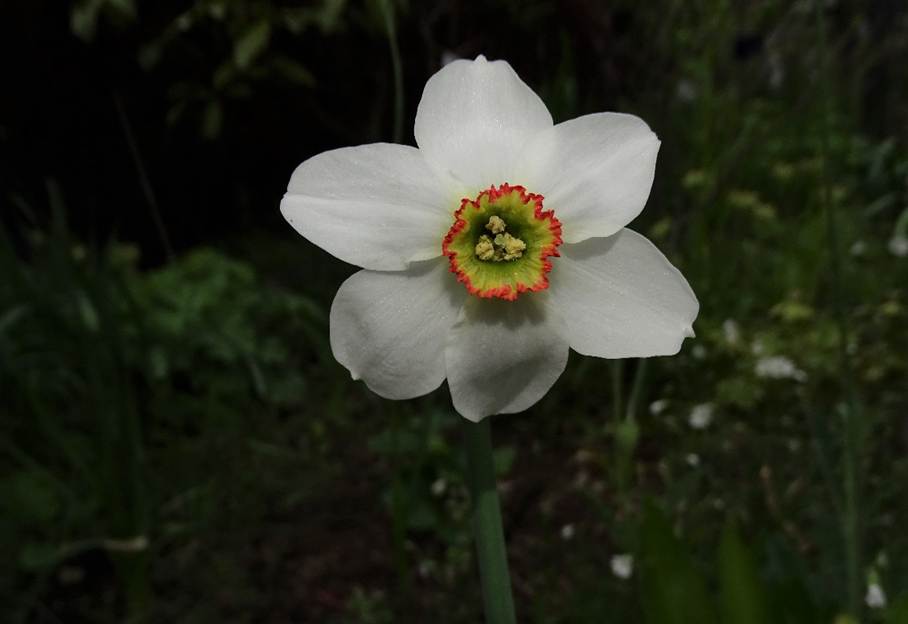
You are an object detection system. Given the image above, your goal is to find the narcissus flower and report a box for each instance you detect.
[281,55,698,421]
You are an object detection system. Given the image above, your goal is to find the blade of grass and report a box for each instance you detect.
[814,4,865,617]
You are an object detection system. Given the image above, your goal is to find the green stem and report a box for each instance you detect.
[610,360,624,421]
[389,404,412,603]
[625,358,648,423]
[463,418,516,624]
[376,0,404,144]
[815,4,863,617]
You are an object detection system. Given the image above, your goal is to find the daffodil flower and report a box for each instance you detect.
[281,55,698,421]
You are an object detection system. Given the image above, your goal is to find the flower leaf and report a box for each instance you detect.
[234,19,271,70]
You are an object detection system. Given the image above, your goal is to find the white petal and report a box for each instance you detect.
[330,259,465,399]
[281,143,456,271]
[517,113,660,242]
[415,55,553,191]
[445,295,568,421]
[546,229,698,358]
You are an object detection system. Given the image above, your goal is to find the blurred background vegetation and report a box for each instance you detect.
[1,0,907,622]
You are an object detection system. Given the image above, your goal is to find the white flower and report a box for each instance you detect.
[281,55,699,421]
[685,453,700,467]
[755,355,807,382]
[722,319,740,345]
[649,399,670,416]
[560,524,575,540]
[430,478,447,497]
[688,403,714,429]
[610,554,634,579]
[888,235,908,258]
[865,583,887,609]
[676,80,697,102]
[418,560,435,579]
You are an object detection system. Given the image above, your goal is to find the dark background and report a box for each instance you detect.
[2,1,908,623]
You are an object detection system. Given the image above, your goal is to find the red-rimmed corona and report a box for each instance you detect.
[443,183,563,301]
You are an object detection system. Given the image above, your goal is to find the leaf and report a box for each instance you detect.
[718,522,769,624]
[19,543,60,571]
[106,0,136,19]
[201,101,223,140]
[71,0,135,41]
[271,56,316,87]
[234,20,272,70]
[71,0,104,42]
[77,292,99,332]
[493,446,516,475]
[0,304,28,337]
[406,499,437,531]
[2,471,60,525]
[638,505,718,624]
[368,430,419,455]
[316,0,348,32]
[888,595,908,624]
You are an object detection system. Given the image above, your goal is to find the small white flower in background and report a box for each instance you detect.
[685,453,700,467]
[430,477,447,497]
[281,55,699,421]
[649,399,670,416]
[755,355,807,382]
[888,235,908,258]
[675,79,697,102]
[849,240,866,256]
[691,344,707,360]
[418,560,435,579]
[768,51,785,90]
[610,554,634,579]
[559,524,575,540]
[722,319,740,345]
[865,582,887,609]
[688,403,714,429]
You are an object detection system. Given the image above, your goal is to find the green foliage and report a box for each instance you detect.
[132,0,348,139]
[638,507,717,624]
[718,522,769,624]
[635,510,835,624]
[70,0,136,42]
[889,595,908,624]
[0,185,324,622]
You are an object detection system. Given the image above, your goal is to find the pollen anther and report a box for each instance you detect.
[473,216,526,262]
[486,215,507,234]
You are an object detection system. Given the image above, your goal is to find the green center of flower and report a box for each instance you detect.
[442,184,563,301]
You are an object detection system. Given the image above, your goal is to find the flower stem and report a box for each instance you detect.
[463,418,516,624]
[376,0,404,144]
[815,4,864,617]
[610,360,624,421]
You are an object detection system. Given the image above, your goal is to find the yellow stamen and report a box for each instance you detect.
[499,233,526,260]
[486,215,507,234]
[475,235,496,261]
[475,216,526,262]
